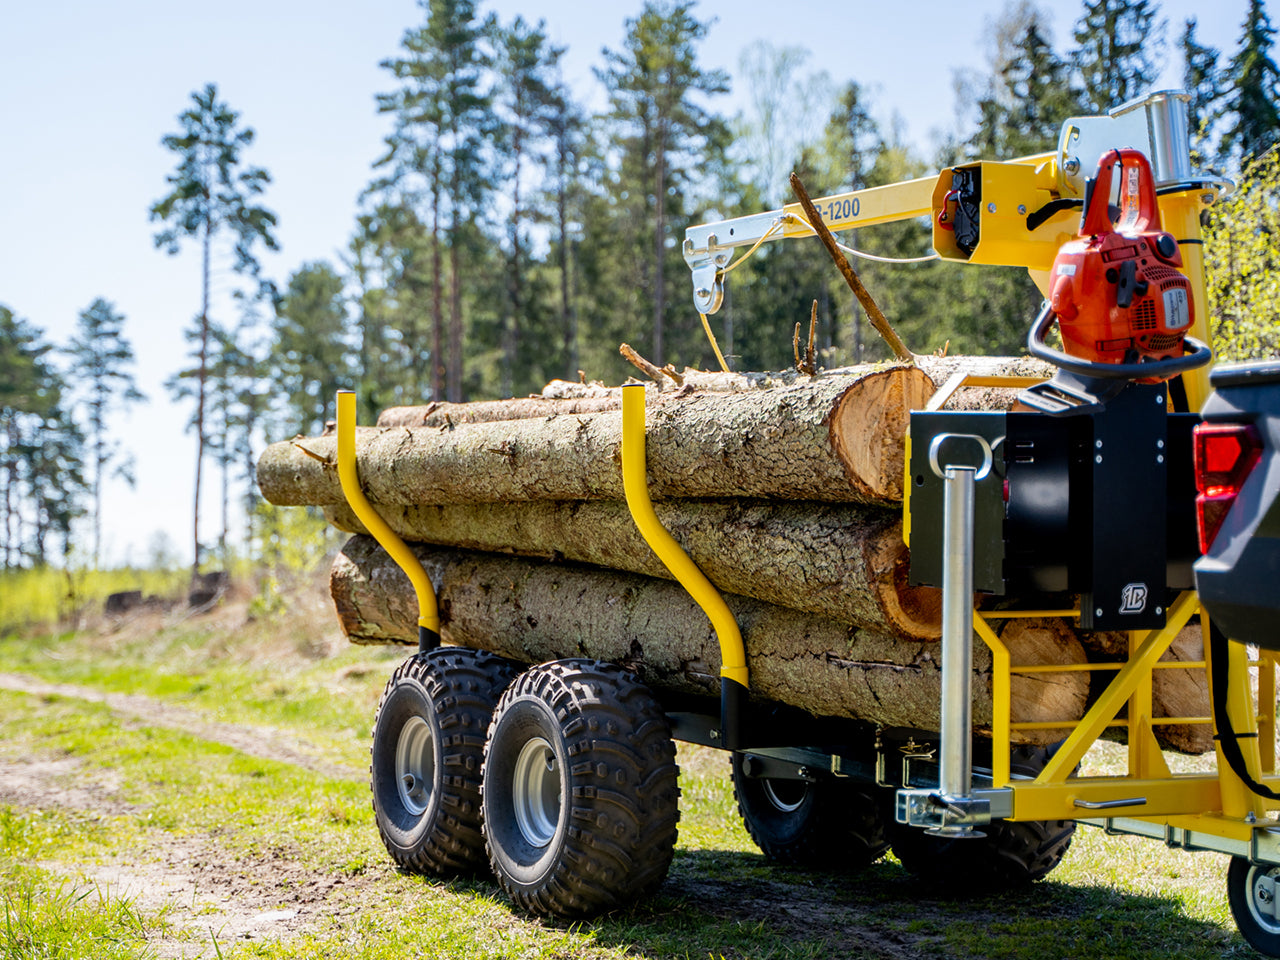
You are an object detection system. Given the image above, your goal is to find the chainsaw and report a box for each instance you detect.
[1021,148,1212,415]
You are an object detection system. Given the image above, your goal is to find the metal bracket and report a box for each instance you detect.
[896,787,1015,831]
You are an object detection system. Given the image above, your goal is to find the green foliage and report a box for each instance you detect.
[1182,18,1225,160]
[591,0,731,371]
[375,0,493,404]
[150,83,278,272]
[1204,149,1280,360]
[1221,0,1280,161]
[1072,0,1163,114]
[0,565,187,636]
[63,298,145,569]
[0,306,85,569]
[272,261,354,437]
[969,7,1080,159]
[251,502,343,581]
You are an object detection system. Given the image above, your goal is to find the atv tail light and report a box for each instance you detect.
[1194,422,1263,553]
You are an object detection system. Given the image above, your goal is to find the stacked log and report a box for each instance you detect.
[257,357,1211,753]
[330,536,1088,745]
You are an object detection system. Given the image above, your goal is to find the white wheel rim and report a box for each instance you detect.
[395,716,435,816]
[1247,864,1280,934]
[762,778,808,813]
[512,736,561,847]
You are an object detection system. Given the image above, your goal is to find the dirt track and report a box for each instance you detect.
[0,673,374,958]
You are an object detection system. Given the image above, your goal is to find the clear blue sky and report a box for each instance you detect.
[0,0,1253,566]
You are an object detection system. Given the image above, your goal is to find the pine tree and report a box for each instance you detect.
[1221,0,1280,161]
[0,307,78,568]
[492,16,566,397]
[543,76,586,381]
[1072,0,1163,113]
[1181,17,1225,159]
[347,202,431,414]
[596,1,730,368]
[63,298,145,568]
[271,261,354,436]
[376,0,493,402]
[150,83,277,574]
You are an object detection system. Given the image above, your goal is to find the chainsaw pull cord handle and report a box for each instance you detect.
[1081,148,1162,237]
[1027,302,1213,380]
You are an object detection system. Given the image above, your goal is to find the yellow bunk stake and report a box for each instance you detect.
[335,390,441,651]
[620,383,748,747]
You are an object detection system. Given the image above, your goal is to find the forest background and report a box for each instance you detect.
[2,0,1279,582]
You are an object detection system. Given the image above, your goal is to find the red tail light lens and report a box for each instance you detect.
[1194,422,1263,553]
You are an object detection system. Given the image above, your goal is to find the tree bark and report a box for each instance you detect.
[329,536,1089,745]
[376,395,628,429]
[258,365,932,508]
[323,498,941,640]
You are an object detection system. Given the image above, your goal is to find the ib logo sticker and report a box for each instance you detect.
[1120,583,1149,615]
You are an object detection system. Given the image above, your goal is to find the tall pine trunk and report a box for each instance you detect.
[193,216,210,579]
[557,154,576,378]
[652,125,667,366]
[430,173,444,404]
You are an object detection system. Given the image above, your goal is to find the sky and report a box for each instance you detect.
[0,0,1256,568]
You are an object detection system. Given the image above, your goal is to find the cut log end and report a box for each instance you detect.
[830,366,933,501]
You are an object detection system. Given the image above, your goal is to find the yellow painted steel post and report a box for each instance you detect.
[620,384,748,746]
[1127,629,1166,779]
[1157,191,1214,411]
[335,390,441,651]
[1261,653,1278,775]
[973,614,1011,787]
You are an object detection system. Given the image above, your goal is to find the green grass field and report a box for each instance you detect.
[0,573,1264,958]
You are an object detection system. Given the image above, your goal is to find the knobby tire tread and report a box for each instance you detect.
[371,647,520,876]
[484,660,680,918]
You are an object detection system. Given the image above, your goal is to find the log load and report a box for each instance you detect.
[330,535,1089,745]
[324,498,942,640]
[258,364,932,508]
[257,353,1212,754]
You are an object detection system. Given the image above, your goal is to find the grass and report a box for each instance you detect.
[0,565,190,637]
[0,573,1268,958]
[3,869,163,960]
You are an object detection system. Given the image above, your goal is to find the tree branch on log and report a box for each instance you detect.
[620,342,680,385]
[790,172,912,361]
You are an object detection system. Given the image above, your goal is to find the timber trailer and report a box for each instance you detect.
[331,91,1280,952]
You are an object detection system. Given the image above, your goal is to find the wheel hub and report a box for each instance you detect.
[395,716,435,816]
[762,777,809,814]
[512,736,561,847]
[1251,867,1280,932]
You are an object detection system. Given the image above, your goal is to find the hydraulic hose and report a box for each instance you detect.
[335,390,440,651]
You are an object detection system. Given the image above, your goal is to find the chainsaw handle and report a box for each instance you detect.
[1081,148,1162,236]
[1027,303,1213,381]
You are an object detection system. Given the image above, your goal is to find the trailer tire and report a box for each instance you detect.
[1228,856,1280,956]
[482,660,679,918]
[370,647,520,876]
[731,756,889,869]
[888,745,1075,888]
